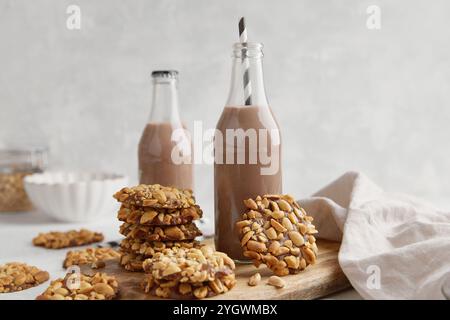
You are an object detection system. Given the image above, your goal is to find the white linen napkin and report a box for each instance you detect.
[300,171,450,299]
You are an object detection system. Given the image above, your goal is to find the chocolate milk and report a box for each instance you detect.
[138,70,193,190]
[214,105,282,261]
[138,122,193,190]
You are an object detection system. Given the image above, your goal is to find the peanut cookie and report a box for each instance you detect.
[120,240,203,272]
[119,222,202,242]
[236,194,319,276]
[114,184,196,209]
[143,273,236,299]
[120,238,202,258]
[0,263,49,293]
[63,247,121,269]
[33,229,104,249]
[36,272,118,300]
[117,204,202,226]
[142,246,235,283]
[142,246,236,299]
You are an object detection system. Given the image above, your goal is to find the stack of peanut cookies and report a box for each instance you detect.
[113,184,203,272]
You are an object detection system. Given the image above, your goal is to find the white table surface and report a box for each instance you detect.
[0,210,361,300]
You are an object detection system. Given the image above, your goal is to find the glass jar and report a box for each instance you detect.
[0,148,48,212]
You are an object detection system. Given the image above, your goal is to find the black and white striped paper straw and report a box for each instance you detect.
[238,17,252,105]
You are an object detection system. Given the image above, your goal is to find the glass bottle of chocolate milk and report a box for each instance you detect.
[214,43,282,261]
[138,70,193,190]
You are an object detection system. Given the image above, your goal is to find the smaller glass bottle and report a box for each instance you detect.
[138,71,193,190]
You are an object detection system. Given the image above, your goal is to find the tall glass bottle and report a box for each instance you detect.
[138,70,193,190]
[214,43,283,261]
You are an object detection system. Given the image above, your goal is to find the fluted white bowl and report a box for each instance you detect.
[24,172,128,222]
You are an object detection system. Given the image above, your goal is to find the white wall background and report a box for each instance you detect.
[1,0,449,222]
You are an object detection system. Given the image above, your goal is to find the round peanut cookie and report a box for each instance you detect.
[32,229,104,249]
[0,263,49,293]
[119,241,203,272]
[63,247,121,269]
[143,246,235,282]
[113,184,196,209]
[119,222,202,242]
[142,246,236,299]
[117,204,203,226]
[36,272,119,300]
[120,238,202,257]
[142,273,236,299]
[236,194,319,276]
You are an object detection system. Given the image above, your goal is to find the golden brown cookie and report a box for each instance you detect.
[236,194,319,276]
[142,246,236,299]
[120,238,202,258]
[142,246,235,283]
[119,222,202,242]
[119,240,203,272]
[0,262,49,293]
[63,247,121,269]
[33,229,104,249]
[142,273,236,299]
[117,204,202,226]
[36,272,118,300]
[113,184,196,209]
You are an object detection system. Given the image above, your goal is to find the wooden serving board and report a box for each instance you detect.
[82,239,350,300]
